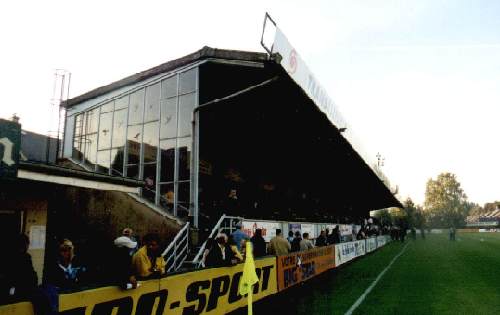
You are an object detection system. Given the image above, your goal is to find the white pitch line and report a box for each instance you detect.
[344,242,410,315]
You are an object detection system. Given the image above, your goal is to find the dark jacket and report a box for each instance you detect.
[291,237,302,252]
[46,257,87,291]
[250,235,267,257]
[111,247,134,288]
[205,243,235,267]
[315,235,327,247]
[4,252,38,297]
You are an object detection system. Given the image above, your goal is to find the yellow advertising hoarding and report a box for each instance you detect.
[58,256,277,315]
[276,245,335,291]
[0,301,34,315]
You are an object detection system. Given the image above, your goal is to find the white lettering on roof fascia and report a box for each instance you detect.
[272,28,390,187]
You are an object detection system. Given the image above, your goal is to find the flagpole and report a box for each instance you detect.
[248,288,253,315]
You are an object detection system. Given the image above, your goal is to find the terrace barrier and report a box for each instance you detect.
[0,236,391,315]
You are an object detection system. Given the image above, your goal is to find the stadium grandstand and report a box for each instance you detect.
[465,206,500,228]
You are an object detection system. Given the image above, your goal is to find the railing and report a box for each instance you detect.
[162,221,190,272]
[190,214,243,267]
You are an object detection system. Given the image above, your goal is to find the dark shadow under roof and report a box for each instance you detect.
[62,46,268,108]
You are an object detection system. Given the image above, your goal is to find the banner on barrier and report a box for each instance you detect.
[242,221,282,242]
[377,235,387,247]
[340,224,353,236]
[366,237,377,253]
[277,245,335,291]
[301,223,316,238]
[59,257,277,315]
[288,223,317,238]
[335,240,366,266]
[354,240,366,257]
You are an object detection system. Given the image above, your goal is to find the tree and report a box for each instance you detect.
[423,172,471,228]
[376,209,393,226]
[403,197,418,228]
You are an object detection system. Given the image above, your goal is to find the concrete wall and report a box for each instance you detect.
[0,178,181,286]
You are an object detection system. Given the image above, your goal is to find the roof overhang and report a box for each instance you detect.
[17,163,143,194]
[197,67,402,214]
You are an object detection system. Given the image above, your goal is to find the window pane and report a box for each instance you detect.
[127,125,142,164]
[143,122,158,163]
[128,89,145,125]
[72,136,83,161]
[160,139,175,182]
[114,95,129,110]
[178,181,191,217]
[180,68,196,94]
[112,109,127,148]
[178,93,195,137]
[161,75,178,99]
[144,83,160,122]
[159,183,175,212]
[111,148,124,176]
[82,111,87,136]
[143,163,157,188]
[74,114,83,136]
[178,137,191,181]
[160,98,177,139]
[86,108,99,134]
[101,101,114,113]
[98,112,113,150]
[127,164,139,179]
[72,114,83,160]
[96,150,110,173]
[84,133,97,167]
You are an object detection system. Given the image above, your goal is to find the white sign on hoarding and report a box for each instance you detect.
[325,224,337,231]
[376,235,387,247]
[340,224,353,236]
[242,221,281,242]
[366,237,377,252]
[354,240,366,257]
[335,242,356,266]
[301,223,316,238]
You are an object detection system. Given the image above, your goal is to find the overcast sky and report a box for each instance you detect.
[1,0,499,206]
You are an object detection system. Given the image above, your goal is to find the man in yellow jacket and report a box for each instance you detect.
[132,233,166,278]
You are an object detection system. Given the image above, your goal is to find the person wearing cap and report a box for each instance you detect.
[112,236,138,289]
[121,228,138,255]
[230,222,249,251]
[132,233,166,279]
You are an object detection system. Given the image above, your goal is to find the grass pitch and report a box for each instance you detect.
[235,233,500,315]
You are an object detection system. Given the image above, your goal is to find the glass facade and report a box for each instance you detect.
[71,67,198,218]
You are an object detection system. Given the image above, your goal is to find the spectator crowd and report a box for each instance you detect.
[1,219,392,314]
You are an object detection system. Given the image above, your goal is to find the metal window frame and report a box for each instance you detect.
[192,66,200,227]
[173,72,180,217]
[123,94,131,177]
[107,100,116,175]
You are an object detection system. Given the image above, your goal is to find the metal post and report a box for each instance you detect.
[192,66,200,228]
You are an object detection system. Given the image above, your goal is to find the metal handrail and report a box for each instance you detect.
[191,214,244,267]
[191,214,227,265]
[162,221,190,272]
